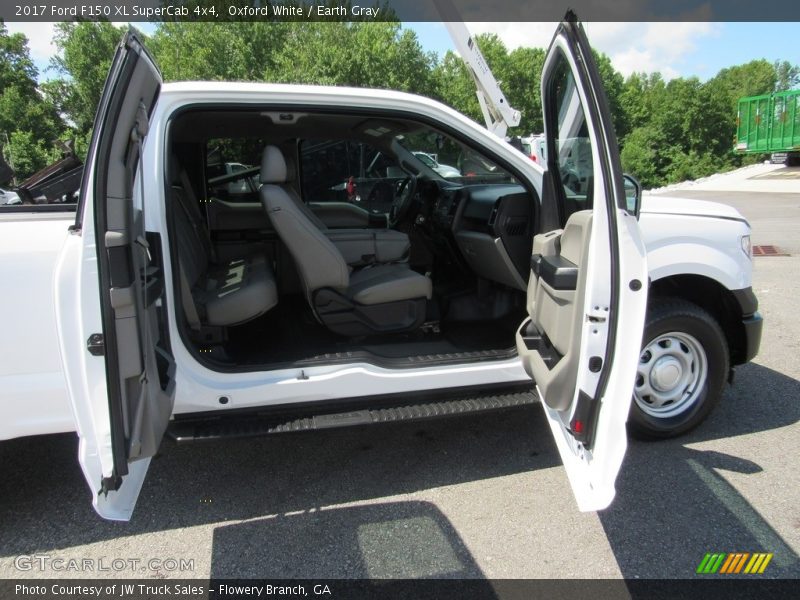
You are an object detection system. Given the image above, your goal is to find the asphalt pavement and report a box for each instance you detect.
[0,167,798,581]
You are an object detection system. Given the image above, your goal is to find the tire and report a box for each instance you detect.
[628,298,729,440]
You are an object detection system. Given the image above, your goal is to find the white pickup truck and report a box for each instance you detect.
[0,16,761,521]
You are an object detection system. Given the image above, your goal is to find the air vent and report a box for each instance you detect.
[504,216,527,236]
[487,202,500,226]
[448,195,459,216]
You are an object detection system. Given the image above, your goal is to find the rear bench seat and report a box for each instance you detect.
[171,174,277,328]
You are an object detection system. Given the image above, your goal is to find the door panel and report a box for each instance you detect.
[55,31,172,521]
[522,210,592,411]
[516,13,648,511]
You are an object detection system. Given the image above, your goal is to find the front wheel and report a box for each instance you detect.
[629,299,729,440]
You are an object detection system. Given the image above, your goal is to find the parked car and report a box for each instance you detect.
[0,15,761,521]
[520,134,547,164]
[0,187,20,205]
[412,151,462,178]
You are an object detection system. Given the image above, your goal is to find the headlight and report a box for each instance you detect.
[741,234,752,259]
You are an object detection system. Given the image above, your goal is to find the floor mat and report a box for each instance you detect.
[223,295,523,367]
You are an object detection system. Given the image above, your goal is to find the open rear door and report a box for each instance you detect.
[54,31,173,521]
[516,13,648,511]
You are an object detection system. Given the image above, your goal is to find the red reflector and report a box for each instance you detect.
[573,420,584,433]
[530,154,537,161]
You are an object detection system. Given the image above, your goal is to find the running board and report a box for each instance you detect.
[168,390,535,442]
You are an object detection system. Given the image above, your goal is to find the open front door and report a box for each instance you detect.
[54,32,173,521]
[516,14,648,511]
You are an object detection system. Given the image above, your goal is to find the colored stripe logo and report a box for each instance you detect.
[696,552,773,574]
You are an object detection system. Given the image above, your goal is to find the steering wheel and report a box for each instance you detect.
[389,176,417,227]
[366,180,394,211]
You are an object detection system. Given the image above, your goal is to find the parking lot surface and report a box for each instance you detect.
[1,171,798,580]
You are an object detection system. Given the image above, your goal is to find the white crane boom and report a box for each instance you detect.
[434,0,521,138]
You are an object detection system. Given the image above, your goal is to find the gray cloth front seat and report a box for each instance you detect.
[278,150,410,267]
[259,145,431,335]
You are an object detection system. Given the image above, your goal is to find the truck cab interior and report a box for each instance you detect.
[167,108,539,370]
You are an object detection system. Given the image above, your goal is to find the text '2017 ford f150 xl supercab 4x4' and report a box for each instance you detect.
[0,14,761,520]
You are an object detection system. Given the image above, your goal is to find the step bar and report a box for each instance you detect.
[168,388,535,442]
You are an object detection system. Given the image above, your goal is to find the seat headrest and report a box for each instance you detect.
[260,145,287,184]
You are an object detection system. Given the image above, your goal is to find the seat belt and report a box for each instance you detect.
[178,169,217,263]
[170,185,204,331]
[178,262,202,331]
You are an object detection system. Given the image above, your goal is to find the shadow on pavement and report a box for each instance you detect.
[604,363,800,578]
[749,166,800,180]
[0,405,552,567]
[1,361,798,579]
[209,501,486,579]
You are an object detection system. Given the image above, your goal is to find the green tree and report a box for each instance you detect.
[706,59,776,114]
[592,50,627,140]
[43,18,800,192]
[48,20,435,159]
[150,22,285,81]
[431,36,621,138]
[620,126,669,187]
[774,60,800,91]
[620,72,665,135]
[149,21,435,94]
[4,130,62,180]
[269,22,435,94]
[432,34,546,134]
[50,21,126,134]
[500,45,546,133]
[0,24,64,181]
[0,23,37,92]
[619,73,733,187]
[431,49,483,123]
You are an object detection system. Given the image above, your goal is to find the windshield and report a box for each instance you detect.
[413,152,437,168]
[397,129,517,185]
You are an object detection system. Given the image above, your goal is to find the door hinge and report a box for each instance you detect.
[87,333,105,356]
[99,474,122,496]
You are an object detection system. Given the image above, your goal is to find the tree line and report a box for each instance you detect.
[1,21,797,188]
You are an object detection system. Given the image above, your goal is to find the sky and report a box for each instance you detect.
[416,22,799,81]
[5,21,799,83]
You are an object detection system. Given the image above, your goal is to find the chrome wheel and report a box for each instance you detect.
[634,331,708,419]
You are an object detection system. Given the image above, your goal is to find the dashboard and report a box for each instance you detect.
[423,180,535,291]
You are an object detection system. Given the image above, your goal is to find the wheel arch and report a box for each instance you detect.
[649,274,748,366]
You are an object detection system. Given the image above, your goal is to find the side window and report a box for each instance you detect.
[548,54,595,223]
[206,138,263,202]
[299,139,402,215]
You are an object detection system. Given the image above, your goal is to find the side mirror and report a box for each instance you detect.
[623,173,642,219]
